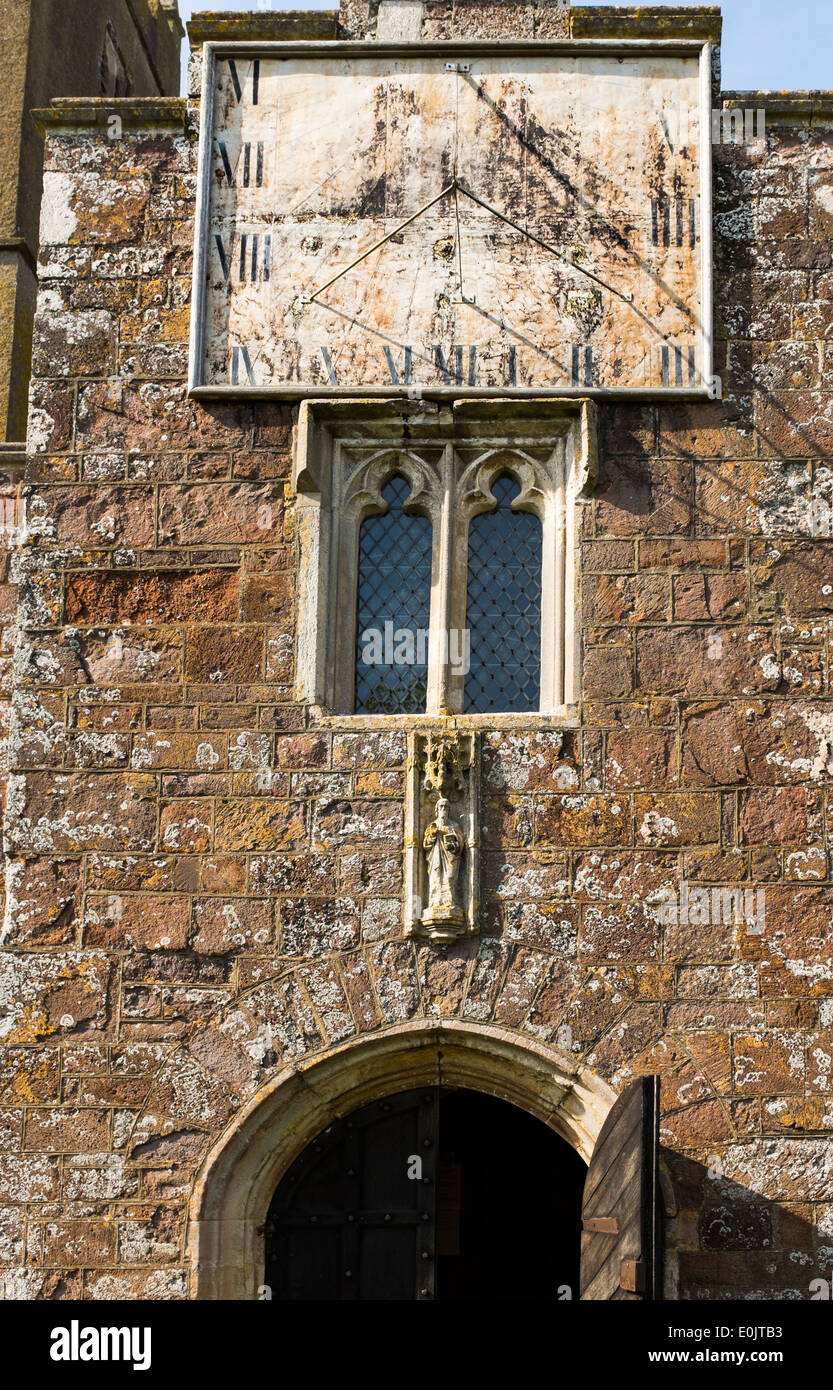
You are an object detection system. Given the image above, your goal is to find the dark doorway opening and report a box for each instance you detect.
[436,1087,584,1300]
[264,1086,586,1301]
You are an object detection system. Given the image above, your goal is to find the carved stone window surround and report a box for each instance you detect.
[293,397,597,718]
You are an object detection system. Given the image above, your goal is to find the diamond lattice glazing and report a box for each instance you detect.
[464,474,542,713]
[355,475,432,713]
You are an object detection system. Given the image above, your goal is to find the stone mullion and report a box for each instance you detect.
[541,462,566,712]
[426,443,456,716]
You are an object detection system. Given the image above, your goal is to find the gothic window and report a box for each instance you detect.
[99,23,131,98]
[464,474,543,715]
[355,475,432,714]
[294,403,595,718]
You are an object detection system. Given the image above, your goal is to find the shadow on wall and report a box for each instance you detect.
[663,1149,833,1300]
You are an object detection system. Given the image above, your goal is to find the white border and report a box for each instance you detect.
[188,41,216,394]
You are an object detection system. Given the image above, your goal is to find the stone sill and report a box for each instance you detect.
[0,443,26,479]
[0,441,26,458]
[308,710,580,731]
[32,97,187,135]
[187,11,339,47]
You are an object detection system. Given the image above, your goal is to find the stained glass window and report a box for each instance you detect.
[355,475,432,714]
[464,474,542,713]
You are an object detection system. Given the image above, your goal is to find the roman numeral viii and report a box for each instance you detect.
[214,232,272,283]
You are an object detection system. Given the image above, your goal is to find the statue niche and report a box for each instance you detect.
[405,731,479,944]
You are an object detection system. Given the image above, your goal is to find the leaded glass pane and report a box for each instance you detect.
[355,475,432,713]
[464,474,542,713]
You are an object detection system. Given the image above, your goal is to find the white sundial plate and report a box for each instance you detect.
[190,41,713,397]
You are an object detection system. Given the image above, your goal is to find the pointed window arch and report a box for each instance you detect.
[293,402,596,717]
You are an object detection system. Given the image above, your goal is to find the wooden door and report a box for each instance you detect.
[264,1089,437,1300]
[580,1075,662,1301]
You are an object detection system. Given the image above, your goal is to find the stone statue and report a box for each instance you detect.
[422,796,465,936]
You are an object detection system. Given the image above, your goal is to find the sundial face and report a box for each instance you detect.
[192,43,711,396]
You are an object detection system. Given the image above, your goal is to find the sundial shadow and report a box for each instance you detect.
[462,298,571,380]
[463,74,703,343]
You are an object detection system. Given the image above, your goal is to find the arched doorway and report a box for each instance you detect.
[188,1021,618,1300]
[263,1086,586,1301]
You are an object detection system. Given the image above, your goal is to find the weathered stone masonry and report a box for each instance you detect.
[2,3,833,1299]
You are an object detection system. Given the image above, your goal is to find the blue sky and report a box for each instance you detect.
[177,1,833,93]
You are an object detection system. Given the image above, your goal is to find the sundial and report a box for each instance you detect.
[190,40,713,397]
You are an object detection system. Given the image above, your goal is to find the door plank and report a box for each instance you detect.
[580,1075,661,1301]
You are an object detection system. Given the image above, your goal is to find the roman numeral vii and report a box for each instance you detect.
[217,141,265,188]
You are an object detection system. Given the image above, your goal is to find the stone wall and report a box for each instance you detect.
[1,6,833,1300]
[0,0,183,447]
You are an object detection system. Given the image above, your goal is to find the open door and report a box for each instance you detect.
[580,1075,662,1301]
